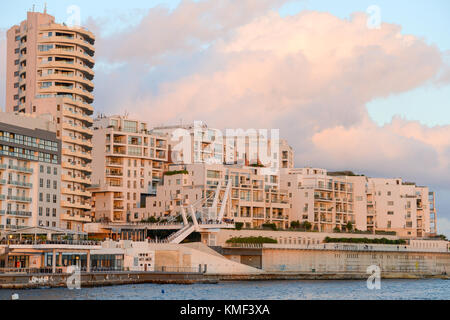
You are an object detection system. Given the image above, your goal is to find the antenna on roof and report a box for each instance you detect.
[44,2,47,14]
[32,4,35,12]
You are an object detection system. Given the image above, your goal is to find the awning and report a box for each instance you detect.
[6,226,88,237]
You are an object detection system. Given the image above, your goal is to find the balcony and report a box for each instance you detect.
[8,165,33,173]
[62,148,92,161]
[61,188,91,197]
[106,170,123,177]
[106,160,123,167]
[8,180,33,188]
[6,210,32,217]
[61,201,91,210]
[61,213,92,223]
[314,195,333,202]
[62,135,93,148]
[62,161,92,173]
[61,174,91,185]
[7,195,32,203]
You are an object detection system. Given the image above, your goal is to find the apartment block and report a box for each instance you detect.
[361,178,436,238]
[138,163,290,229]
[0,113,61,237]
[152,122,294,169]
[281,168,355,233]
[5,10,96,232]
[281,168,437,237]
[90,116,169,223]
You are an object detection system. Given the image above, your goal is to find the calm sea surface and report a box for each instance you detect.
[0,279,448,300]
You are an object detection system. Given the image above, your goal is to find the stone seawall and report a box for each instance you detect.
[0,271,215,289]
[262,247,450,275]
[207,272,449,281]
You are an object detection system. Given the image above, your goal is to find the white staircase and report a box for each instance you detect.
[167,224,196,244]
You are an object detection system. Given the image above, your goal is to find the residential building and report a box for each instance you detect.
[362,178,436,238]
[90,115,169,223]
[152,121,294,169]
[281,168,355,233]
[281,168,438,237]
[139,163,290,229]
[0,112,61,237]
[5,10,96,231]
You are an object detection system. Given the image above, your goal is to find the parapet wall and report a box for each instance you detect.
[262,247,450,276]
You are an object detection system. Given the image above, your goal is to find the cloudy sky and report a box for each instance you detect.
[1,0,449,236]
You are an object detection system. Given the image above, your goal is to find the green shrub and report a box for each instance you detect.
[235,222,244,230]
[262,223,277,231]
[164,170,189,176]
[302,221,312,231]
[226,236,278,244]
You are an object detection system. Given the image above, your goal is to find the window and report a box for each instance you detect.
[54,167,58,175]
[53,195,57,204]
[39,207,43,216]
[53,181,57,190]
[387,211,394,215]
[388,201,394,206]
[40,179,44,188]
[123,120,138,133]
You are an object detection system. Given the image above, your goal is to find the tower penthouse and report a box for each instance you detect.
[5,10,96,232]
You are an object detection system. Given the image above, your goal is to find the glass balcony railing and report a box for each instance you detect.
[7,195,32,203]
[8,165,33,173]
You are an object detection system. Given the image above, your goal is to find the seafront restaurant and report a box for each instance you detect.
[2,226,89,244]
[0,227,122,271]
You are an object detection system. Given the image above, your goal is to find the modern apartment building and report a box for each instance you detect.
[281,168,355,233]
[0,112,61,237]
[281,168,438,237]
[361,177,436,238]
[152,122,294,169]
[90,116,169,223]
[5,10,96,232]
[152,122,224,165]
[139,163,290,229]
[279,139,294,169]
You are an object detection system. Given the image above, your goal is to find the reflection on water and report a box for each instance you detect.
[0,279,448,300]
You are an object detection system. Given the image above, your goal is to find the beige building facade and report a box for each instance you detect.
[281,168,437,237]
[90,116,169,223]
[139,163,290,229]
[152,122,294,169]
[5,10,96,232]
[0,113,61,237]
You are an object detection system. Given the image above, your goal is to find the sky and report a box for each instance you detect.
[0,0,449,236]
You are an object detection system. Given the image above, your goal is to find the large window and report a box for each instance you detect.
[123,120,137,133]
[128,146,142,156]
